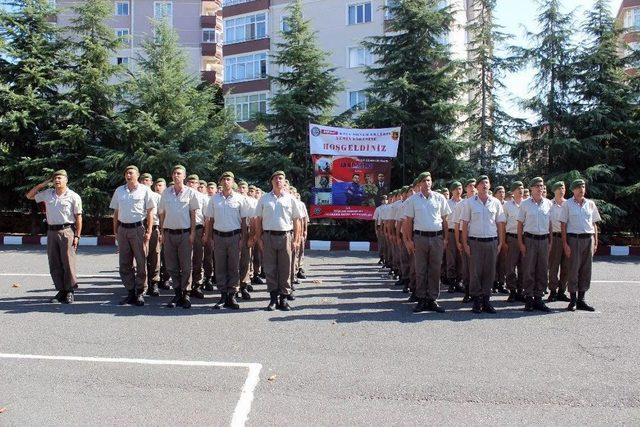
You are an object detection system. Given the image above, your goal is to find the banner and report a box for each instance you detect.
[309,124,400,220]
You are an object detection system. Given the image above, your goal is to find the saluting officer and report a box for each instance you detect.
[560,179,601,312]
[402,172,451,313]
[460,175,506,314]
[517,177,553,312]
[26,170,83,304]
[110,165,156,306]
[249,171,303,311]
[159,165,200,309]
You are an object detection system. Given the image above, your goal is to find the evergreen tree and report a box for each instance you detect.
[359,0,467,186]
[258,0,343,188]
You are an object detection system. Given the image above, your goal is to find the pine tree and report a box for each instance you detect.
[258,0,343,188]
[359,0,467,186]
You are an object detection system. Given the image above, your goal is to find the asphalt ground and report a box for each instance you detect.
[0,246,639,426]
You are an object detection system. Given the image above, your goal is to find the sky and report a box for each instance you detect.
[494,0,622,122]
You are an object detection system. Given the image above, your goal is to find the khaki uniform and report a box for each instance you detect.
[238,195,256,285]
[504,200,523,291]
[192,192,209,286]
[159,186,199,290]
[452,200,469,286]
[445,198,462,283]
[518,197,552,298]
[549,199,568,293]
[147,191,162,284]
[373,206,385,261]
[35,188,82,292]
[110,184,157,293]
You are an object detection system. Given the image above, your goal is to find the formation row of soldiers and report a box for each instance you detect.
[373,173,601,314]
[26,166,308,311]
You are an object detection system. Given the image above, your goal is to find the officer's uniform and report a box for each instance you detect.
[380,196,394,267]
[110,171,156,299]
[146,182,162,295]
[395,190,411,292]
[445,182,463,291]
[373,202,385,264]
[34,171,82,300]
[517,177,552,311]
[295,197,308,278]
[451,193,470,301]
[548,182,569,301]
[187,174,208,297]
[503,183,524,298]
[203,181,217,290]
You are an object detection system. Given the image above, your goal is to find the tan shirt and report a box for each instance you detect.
[559,197,601,234]
[297,200,308,219]
[255,191,302,231]
[205,192,253,232]
[109,184,156,224]
[150,192,161,225]
[35,188,82,225]
[194,192,209,226]
[447,198,461,230]
[373,206,382,225]
[451,198,468,231]
[517,197,552,235]
[503,199,522,234]
[159,186,199,230]
[550,198,566,233]
[392,200,404,222]
[459,195,506,238]
[403,191,451,232]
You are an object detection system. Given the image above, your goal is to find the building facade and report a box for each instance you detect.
[52,0,223,84]
[616,0,640,74]
[222,0,472,128]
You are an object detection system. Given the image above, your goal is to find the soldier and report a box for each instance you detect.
[504,181,525,302]
[203,182,217,292]
[517,177,553,312]
[154,178,171,290]
[237,179,254,298]
[402,172,451,313]
[159,165,200,309]
[203,171,253,310]
[292,189,309,285]
[198,180,207,194]
[445,181,464,293]
[395,186,412,295]
[249,171,303,311]
[380,192,395,269]
[110,165,156,306]
[453,178,477,302]
[248,185,265,286]
[460,175,506,314]
[185,174,208,299]
[560,179,601,311]
[26,170,82,304]
[493,186,509,294]
[140,173,162,297]
[548,181,570,302]
[373,196,387,265]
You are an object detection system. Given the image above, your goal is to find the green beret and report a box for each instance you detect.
[154,178,166,184]
[571,179,586,189]
[417,171,431,181]
[412,178,419,186]
[124,165,139,174]
[476,175,489,184]
[494,185,505,192]
[172,164,186,173]
[441,188,449,193]
[199,180,207,186]
[449,181,462,190]
[232,183,238,191]
[220,171,234,181]
[207,181,216,187]
[51,169,67,179]
[464,178,476,186]
[248,184,257,190]
[552,181,565,191]
[186,174,199,181]
[511,181,524,191]
[270,170,285,180]
[529,176,543,187]
[238,180,248,186]
[140,173,152,180]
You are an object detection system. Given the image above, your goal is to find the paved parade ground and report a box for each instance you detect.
[0,246,639,426]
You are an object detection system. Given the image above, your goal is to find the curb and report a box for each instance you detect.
[0,234,639,256]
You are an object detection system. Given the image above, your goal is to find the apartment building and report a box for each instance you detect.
[51,0,223,84]
[616,0,640,74]
[222,0,472,128]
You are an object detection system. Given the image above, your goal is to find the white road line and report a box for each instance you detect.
[0,352,262,427]
[0,273,118,278]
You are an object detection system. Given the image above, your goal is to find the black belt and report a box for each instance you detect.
[195,224,204,230]
[567,233,593,239]
[469,236,498,242]
[163,228,190,235]
[524,233,549,240]
[48,223,74,231]
[118,221,143,229]
[265,230,292,235]
[552,232,562,237]
[506,232,518,238]
[213,229,241,237]
[413,230,443,237]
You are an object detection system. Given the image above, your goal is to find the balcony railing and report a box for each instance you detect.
[200,15,217,27]
[222,0,254,6]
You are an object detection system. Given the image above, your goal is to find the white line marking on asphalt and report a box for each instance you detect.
[0,273,119,278]
[0,352,262,427]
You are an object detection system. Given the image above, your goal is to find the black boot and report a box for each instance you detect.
[246,284,254,292]
[413,298,427,313]
[567,292,577,311]
[266,291,278,311]
[516,289,526,303]
[426,299,446,313]
[50,290,66,303]
[204,277,214,292]
[408,291,418,302]
[286,291,296,301]
[213,291,227,310]
[240,284,251,300]
[492,281,499,294]
[507,289,517,302]
[251,275,264,285]
[259,269,266,279]
[482,295,496,314]
[167,288,182,308]
[402,280,410,293]
[394,277,403,286]
[182,291,191,309]
[472,296,482,314]
[576,291,595,311]
[378,256,384,265]
[547,289,557,302]
[150,281,160,297]
[454,280,465,293]
[225,292,240,310]
[134,291,145,307]
[278,294,291,311]
[296,269,306,279]
[497,282,509,294]
[533,296,551,312]
[446,278,455,293]
[524,296,534,312]
[191,284,205,300]
[462,283,471,303]
[556,291,571,302]
[158,280,171,290]
[64,291,74,304]
[119,290,136,305]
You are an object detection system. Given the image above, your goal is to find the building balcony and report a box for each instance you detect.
[222,0,270,18]
[223,37,270,56]
[201,42,221,57]
[201,70,219,84]
[200,15,217,27]
[223,79,270,94]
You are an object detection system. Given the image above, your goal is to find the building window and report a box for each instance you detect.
[115,28,130,45]
[115,1,129,16]
[203,29,217,43]
[281,16,291,33]
[224,13,267,45]
[116,57,129,65]
[154,1,173,22]
[347,2,372,25]
[224,52,268,83]
[225,93,268,122]
[348,47,372,68]
[384,0,397,20]
[349,90,368,111]
[625,7,640,29]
